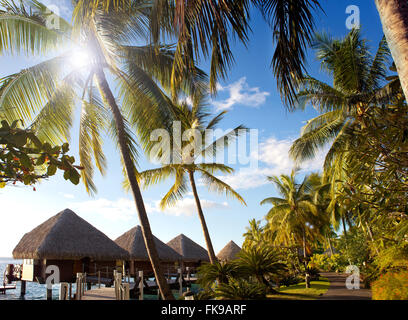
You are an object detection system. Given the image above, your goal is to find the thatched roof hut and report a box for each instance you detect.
[166,234,210,262]
[115,226,181,262]
[13,209,129,261]
[217,241,242,261]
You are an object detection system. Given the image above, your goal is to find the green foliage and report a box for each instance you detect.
[372,271,408,300]
[309,253,348,272]
[373,243,408,272]
[196,261,241,289]
[214,278,268,300]
[0,120,80,187]
[237,246,287,287]
[337,227,370,269]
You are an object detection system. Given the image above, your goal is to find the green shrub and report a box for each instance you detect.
[309,253,347,272]
[214,278,268,300]
[372,270,408,300]
[309,254,329,271]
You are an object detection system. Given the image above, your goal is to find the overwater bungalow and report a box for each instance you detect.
[114,226,182,277]
[166,234,210,270]
[12,209,129,285]
[217,241,242,262]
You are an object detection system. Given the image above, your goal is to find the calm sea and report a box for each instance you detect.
[0,258,78,300]
[1,258,197,300]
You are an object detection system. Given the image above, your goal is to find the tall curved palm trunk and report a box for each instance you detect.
[94,69,174,300]
[375,0,408,101]
[302,228,311,289]
[188,170,217,264]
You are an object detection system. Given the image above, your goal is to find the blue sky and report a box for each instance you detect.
[0,1,385,257]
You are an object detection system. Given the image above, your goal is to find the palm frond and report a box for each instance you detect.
[198,169,246,206]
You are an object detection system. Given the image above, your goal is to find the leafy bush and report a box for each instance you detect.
[309,253,347,272]
[194,290,215,300]
[372,271,408,300]
[306,266,321,281]
[279,275,302,287]
[237,246,287,287]
[309,254,329,271]
[214,278,268,300]
[197,261,242,289]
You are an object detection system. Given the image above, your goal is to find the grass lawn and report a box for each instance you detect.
[267,277,330,300]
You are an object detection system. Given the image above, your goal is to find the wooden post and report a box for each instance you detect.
[114,271,122,300]
[59,283,69,300]
[122,283,130,300]
[69,283,72,300]
[46,288,52,301]
[98,271,101,289]
[186,267,190,284]
[20,280,26,296]
[76,273,83,300]
[178,268,182,297]
[138,271,144,301]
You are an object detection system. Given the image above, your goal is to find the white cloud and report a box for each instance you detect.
[147,198,229,217]
[70,198,136,222]
[60,193,75,199]
[217,136,328,190]
[213,77,270,111]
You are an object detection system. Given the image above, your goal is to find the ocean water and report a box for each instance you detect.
[1,258,200,300]
[0,258,90,300]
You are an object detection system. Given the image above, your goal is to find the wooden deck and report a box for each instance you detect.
[0,284,17,294]
[81,287,116,300]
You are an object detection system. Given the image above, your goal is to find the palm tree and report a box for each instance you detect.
[242,219,265,249]
[288,30,401,263]
[143,0,323,107]
[197,261,241,289]
[260,170,320,288]
[93,0,408,105]
[137,94,247,264]
[290,29,399,168]
[0,0,205,299]
[375,0,408,103]
[237,246,287,291]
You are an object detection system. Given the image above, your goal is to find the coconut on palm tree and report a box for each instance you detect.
[135,92,247,264]
[0,0,206,299]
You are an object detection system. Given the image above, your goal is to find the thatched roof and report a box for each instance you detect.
[13,209,129,260]
[217,241,241,261]
[167,234,210,262]
[115,226,182,262]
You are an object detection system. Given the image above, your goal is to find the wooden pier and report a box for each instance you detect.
[81,287,116,300]
[0,284,17,294]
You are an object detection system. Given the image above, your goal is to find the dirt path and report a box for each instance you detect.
[319,272,372,300]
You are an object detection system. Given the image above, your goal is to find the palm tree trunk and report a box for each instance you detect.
[94,68,174,300]
[342,216,352,265]
[375,0,408,101]
[365,221,380,255]
[188,170,217,264]
[303,228,310,289]
[326,234,334,256]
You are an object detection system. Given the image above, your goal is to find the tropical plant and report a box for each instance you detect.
[0,0,206,300]
[196,261,242,289]
[137,93,246,263]
[261,170,323,288]
[0,119,80,188]
[214,278,268,300]
[242,219,266,249]
[289,29,401,261]
[371,270,408,300]
[237,246,287,291]
[290,29,398,169]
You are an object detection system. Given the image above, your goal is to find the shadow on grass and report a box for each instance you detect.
[267,278,330,300]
